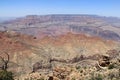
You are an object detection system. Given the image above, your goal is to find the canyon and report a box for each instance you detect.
[0,15,120,80]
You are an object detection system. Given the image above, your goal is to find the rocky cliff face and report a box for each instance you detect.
[1,15,120,41]
[70,25,120,40]
[0,31,119,79]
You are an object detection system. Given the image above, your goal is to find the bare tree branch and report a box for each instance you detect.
[0,56,5,62]
[4,52,9,63]
[0,51,10,70]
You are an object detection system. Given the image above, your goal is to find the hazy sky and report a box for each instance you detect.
[0,0,120,17]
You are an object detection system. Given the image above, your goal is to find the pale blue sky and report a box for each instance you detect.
[0,0,120,17]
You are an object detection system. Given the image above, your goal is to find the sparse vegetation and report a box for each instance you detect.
[0,51,10,71]
[75,66,81,70]
[108,64,115,69]
[95,74,103,80]
[0,70,14,80]
[71,77,76,80]
[0,51,14,80]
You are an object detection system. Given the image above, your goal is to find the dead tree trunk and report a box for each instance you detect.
[0,52,9,71]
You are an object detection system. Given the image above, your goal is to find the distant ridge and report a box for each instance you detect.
[0,14,120,41]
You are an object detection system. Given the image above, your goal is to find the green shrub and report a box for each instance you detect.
[95,74,103,80]
[76,66,81,70]
[0,70,14,80]
[90,74,103,80]
[108,64,115,69]
[71,77,75,80]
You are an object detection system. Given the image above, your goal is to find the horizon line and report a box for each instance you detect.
[1,14,120,18]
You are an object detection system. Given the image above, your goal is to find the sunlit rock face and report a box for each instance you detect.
[1,15,120,41]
